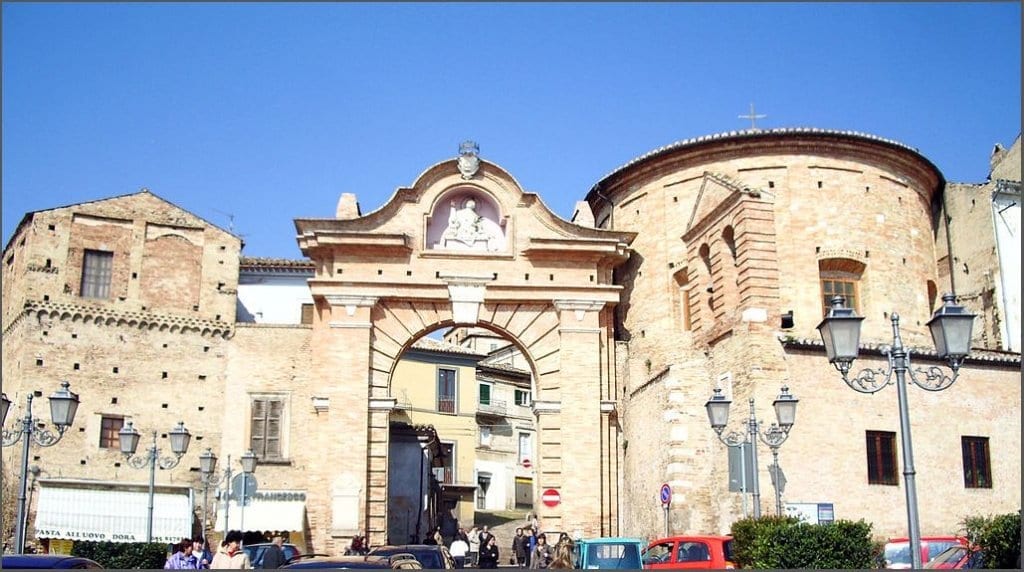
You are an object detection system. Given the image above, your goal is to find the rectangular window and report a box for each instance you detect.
[300,303,314,325]
[99,416,123,449]
[962,436,992,488]
[822,279,858,314]
[514,389,531,407]
[81,250,114,299]
[866,430,898,485]
[437,368,456,414]
[518,432,532,463]
[251,397,284,460]
[480,426,492,447]
[479,382,492,405]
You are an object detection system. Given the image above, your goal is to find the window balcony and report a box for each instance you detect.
[476,398,507,416]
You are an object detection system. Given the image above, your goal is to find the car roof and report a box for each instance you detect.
[887,536,964,543]
[577,537,645,544]
[648,535,733,543]
[2,554,102,568]
[282,555,392,569]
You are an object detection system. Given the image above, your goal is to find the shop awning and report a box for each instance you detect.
[35,479,193,544]
[214,490,307,533]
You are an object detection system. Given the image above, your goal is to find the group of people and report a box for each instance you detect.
[163,531,287,570]
[512,529,574,569]
[433,523,574,569]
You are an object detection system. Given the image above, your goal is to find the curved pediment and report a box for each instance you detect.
[296,147,634,261]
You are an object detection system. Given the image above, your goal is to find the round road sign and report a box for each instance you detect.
[522,458,532,469]
[541,488,561,507]
[660,483,672,506]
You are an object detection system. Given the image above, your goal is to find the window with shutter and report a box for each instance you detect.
[251,397,285,460]
[81,249,114,299]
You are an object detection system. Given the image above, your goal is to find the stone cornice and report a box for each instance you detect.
[9,300,234,339]
[778,335,1021,366]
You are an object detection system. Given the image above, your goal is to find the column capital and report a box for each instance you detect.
[323,295,379,317]
[553,299,606,322]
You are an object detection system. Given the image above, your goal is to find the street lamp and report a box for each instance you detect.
[199,448,257,544]
[119,420,192,543]
[706,385,798,518]
[817,293,974,570]
[1,382,80,553]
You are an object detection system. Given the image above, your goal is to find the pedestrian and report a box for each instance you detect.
[260,536,286,569]
[165,538,200,570]
[467,526,480,566]
[449,533,469,568]
[478,525,493,550]
[513,528,529,567]
[528,533,552,569]
[548,543,574,570]
[210,530,252,569]
[193,537,213,569]
[478,535,500,569]
[525,528,538,567]
[432,525,444,547]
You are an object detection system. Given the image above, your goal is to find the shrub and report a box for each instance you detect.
[71,541,168,569]
[960,510,1021,569]
[731,515,875,569]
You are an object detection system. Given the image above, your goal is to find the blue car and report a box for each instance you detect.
[1,554,103,569]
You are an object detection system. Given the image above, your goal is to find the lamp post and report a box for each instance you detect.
[817,294,975,570]
[199,449,257,543]
[1,382,80,554]
[119,420,192,543]
[706,385,799,518]
[237,450,258,541]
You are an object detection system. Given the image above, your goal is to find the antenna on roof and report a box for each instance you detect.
[211,209,235,233]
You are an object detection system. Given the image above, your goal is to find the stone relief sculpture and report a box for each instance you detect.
[440,198,501,251]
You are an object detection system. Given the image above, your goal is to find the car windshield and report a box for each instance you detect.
[885,542,913,567]
[586,543,641,569]
[927,541,961,561]
[925,546,968,569]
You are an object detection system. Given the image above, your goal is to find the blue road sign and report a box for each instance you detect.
[660,483,672,505]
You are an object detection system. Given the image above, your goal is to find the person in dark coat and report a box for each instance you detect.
[478,536,500,569]
[513,528,529,567]
[260,536,286,569]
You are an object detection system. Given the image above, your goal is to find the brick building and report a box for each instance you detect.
[2,129,1020,554]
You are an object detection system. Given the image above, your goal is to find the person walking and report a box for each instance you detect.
[449,533,469,568]
[478,536,500,569]
[528,533,552,569]
[165,538,200,570]
[210,530,252,569]
[525,528,538,568]
[467,526,480,567]
[260,536,286,569]
[513,528,529,568]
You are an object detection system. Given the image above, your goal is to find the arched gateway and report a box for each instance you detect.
[294,147,635,546]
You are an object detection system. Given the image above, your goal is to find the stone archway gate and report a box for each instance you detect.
[295,151,635,549]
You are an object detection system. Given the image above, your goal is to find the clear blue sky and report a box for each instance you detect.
[3,2,1020,259]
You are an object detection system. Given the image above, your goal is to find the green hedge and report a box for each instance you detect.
[71,540,168,569]
[730,515,875,569]
[961,510,1021,569]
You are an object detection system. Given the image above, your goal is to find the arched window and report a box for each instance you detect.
[819,258,866,315]
[673,268,692,331]
[722,226,738,264]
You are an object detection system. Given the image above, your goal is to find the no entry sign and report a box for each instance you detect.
[541,488,561,507]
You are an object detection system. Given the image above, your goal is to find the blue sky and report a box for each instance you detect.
[3,2,1020,259]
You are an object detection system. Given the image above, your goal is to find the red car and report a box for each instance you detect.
[643,535,735,569]
[883,536,968,568]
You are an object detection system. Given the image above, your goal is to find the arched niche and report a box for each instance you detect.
[425,188,507,252]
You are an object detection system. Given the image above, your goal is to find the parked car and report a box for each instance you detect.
[368,545,455,569]
[1,554,103,569]
[573,537,645,569]
[925,545,985,569]
[642,535,736,569]
[883,536,968,569]
[243,542,301,568]
[281,555,395,569]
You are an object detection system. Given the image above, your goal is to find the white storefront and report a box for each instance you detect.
[35,479,193,544]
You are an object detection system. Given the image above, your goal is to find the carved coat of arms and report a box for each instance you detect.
[457,140,480,179]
